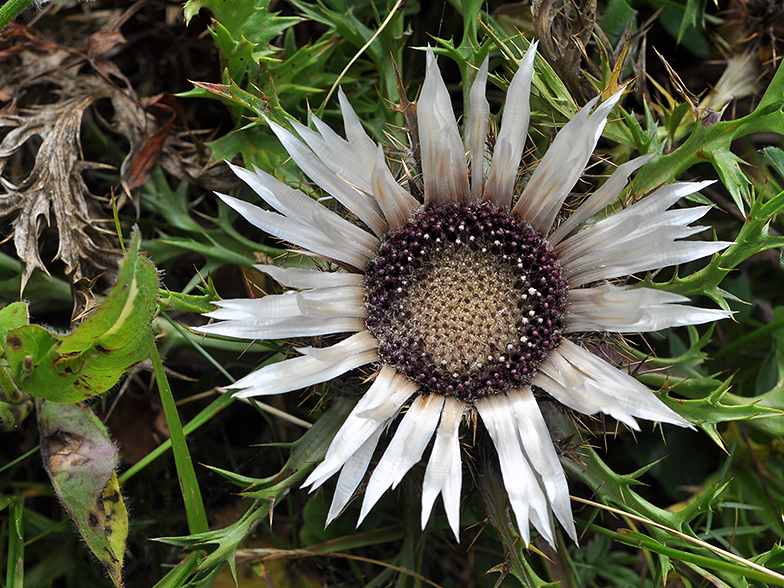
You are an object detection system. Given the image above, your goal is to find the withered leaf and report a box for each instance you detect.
[38,399,129,588]
[120,92,185,194]
[0,24,234,298]
[531,0,597,102]
[0,75,123,291]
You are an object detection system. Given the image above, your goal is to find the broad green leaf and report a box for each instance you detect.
[4,229,158,402]
[0,302,29,348]
[57,230,158,355]
[37,400,129,588]
[0,302,32,426]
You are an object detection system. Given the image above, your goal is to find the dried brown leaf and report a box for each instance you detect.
[0,74,125,292]
[531,0,597,102]
[654,46,700,113]
[0,16,231,300]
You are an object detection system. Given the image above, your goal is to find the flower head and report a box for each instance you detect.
[197,44,732,546]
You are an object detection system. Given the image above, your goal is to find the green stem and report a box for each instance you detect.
[150,344,209,535]
[592,526,784,586]
[0,0,35,32]
[159,313,235,382]
[0,445,39,475]
[713,313,784,360]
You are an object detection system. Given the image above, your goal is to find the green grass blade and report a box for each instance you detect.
[0,0,36,32]
[6,496,24,588]
[150,344,209,535]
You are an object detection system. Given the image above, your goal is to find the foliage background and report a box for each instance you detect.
[1,0,784,587]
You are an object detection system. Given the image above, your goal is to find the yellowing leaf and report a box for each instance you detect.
[38,400,129,588]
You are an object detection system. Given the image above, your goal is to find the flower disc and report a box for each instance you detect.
[364,201,567,402]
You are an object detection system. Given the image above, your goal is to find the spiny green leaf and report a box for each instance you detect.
[707,147,751,214]
[642,188,784,311]
[185,79,269,118]
[659,378,778,450]
[155,501,265,583]
[200,463,276,489]
[287,0,403,104]
[677,0,708,43]
[184,0,300,50]
[753,544,784,572]
[563,443,689,532]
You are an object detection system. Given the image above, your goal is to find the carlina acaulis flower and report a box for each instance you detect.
[196,42,733,547]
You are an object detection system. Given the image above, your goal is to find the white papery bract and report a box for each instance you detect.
[197,43,732,547]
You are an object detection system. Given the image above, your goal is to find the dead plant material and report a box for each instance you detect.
[531,0,597,102]
[722,0,784,73]
[0,74,124,292]
[0,21,234,297]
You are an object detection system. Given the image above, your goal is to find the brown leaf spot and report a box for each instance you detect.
[88,511,100,529]
[42,431,91,472]
[103,489,121,504]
